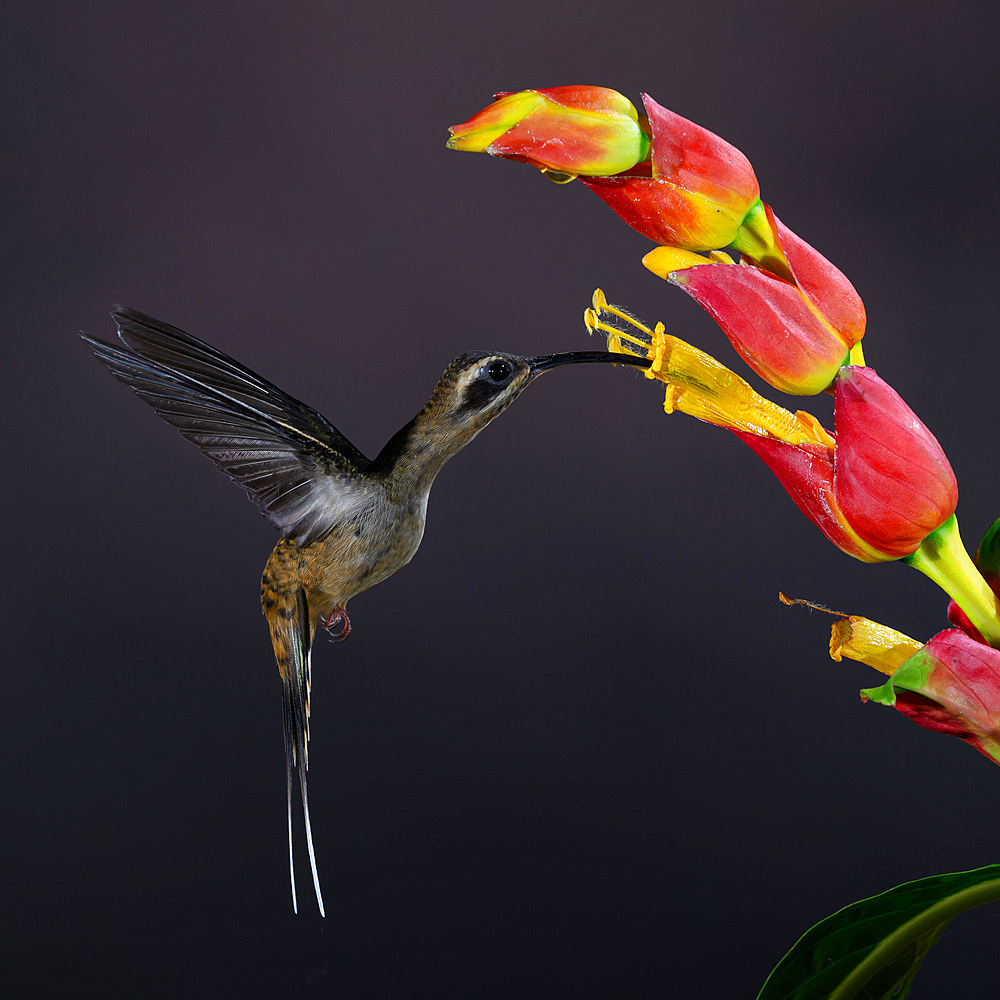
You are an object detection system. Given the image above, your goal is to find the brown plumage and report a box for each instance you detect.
[83,306,650,915]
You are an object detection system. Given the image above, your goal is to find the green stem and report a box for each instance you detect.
[729,200,793,281]
[904,515,1000,648]
[828,876,1000,1000]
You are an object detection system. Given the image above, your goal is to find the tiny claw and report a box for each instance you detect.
[321,607,351,643]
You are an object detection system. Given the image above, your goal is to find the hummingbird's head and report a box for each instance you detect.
[377,349,650,490]
[427,348,652,437]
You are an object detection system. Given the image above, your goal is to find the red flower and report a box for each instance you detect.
[834,516,1000,756]
[643,208,865,395]
[862,629,1000,766]
[831,366,957,559]
[588,294,957,565]
[448,88,765,252]
[579,93,760,251]
[447,86,649,179]
[735,366,956,561]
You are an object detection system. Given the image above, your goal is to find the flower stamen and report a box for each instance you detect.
[587,290,836,449]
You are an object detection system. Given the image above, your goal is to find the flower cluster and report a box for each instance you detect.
[449,84,1000,760]
[449,86,864,396]
[585,291,981,578]
[831,518,1000,763]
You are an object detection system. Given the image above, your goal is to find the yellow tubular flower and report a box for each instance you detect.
[584,289,834,449]
[829,617,925,676]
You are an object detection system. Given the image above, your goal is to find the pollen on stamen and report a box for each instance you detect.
[585,290,658,369]
[584,306,647,360]
[591,288,655,337]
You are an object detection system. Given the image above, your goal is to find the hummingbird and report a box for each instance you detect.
[82,306,651,916]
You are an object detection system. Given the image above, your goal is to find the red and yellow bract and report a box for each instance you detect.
[587,292,956,562]
[447,86,649,179]
[643,207,866,395]
[833,524,1000,763]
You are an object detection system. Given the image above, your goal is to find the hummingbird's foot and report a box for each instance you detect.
[321,607,351,643]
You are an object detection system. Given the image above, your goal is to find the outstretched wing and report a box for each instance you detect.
[83,306,374,546]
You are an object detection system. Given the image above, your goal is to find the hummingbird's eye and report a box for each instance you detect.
[484,359,513,383]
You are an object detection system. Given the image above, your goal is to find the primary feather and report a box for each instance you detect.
[83,307,375,546]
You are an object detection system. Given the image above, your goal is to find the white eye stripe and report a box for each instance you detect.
[454,368,482,391]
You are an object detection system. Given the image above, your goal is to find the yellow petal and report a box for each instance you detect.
[649,334,832,447]
[642,246,721,278]
[829,617,923,675]
[447,91,544,152]
[585,288,835,449]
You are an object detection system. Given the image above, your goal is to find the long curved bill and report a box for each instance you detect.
[528,351,652,373]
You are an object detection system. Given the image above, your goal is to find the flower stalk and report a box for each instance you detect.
[904,516,1000,649]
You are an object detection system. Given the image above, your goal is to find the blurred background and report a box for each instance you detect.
[4,1,1000,996]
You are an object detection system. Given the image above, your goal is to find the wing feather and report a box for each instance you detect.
[83,306,375,545]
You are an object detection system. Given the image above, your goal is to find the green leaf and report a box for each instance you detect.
[975,515,1000,581]
[757,865,1000,1000]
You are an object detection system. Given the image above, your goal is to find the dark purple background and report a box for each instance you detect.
[5,2,1000,996]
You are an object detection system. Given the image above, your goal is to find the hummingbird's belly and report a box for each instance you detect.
[302,496,427,613]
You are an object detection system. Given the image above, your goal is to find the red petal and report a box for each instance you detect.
[833,367,957,558]
[670,261,851,395]
[450,88,646,176]
[731,431,882,561]
[923,629,1000,708]
[642,94,758,215]
[490,113,642,175]
[894,629,1000,761]
[767,207,866,347]
[947,599,987,644]
[534,86,640,118]
[581,175,743,251]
